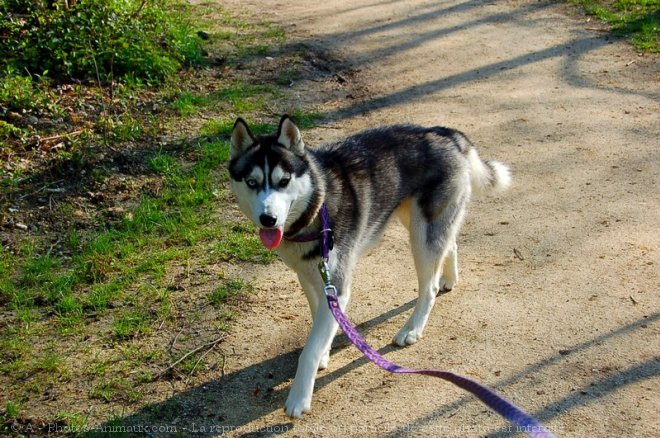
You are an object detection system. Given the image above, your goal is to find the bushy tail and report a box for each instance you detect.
[466,148,511,196]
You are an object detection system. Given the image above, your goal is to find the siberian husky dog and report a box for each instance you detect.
[228,115,511,418]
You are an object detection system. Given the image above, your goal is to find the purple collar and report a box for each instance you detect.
[284,203,333,259]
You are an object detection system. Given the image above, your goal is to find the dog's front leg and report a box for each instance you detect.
[284,302,338,417]
[297,272,331,370]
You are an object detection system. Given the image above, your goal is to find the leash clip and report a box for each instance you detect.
[318,260,337,296]
[318,259,331,284]
[323,283,338,297]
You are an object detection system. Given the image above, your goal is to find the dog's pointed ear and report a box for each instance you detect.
[277,115,305,156]
[231,118,255,159]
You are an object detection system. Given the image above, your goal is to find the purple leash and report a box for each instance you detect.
[314,204,556,438]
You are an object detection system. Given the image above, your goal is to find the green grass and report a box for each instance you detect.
[216,82,282,112]
[4,400,20,419]
[91,379,119,402]
[55,411,89,432]
[199,109,321,140]
[2,137,243,320]
[200,117,277,138]
[569,0,659,51]
[215,223,277,264]
[290,109,324,129]
[0,110,314,420]
[113,311,152,340]
[209,278,253,306]
[171,81,285,118]
[33,351,66,375]
[0,1,323,430]
[170,91,212,116]
[103,112,144,141]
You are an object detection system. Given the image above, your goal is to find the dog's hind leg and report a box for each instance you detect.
[438,240,458,292]
[393,200,466,346]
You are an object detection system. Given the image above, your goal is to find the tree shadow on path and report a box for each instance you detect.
[107,305,658,436]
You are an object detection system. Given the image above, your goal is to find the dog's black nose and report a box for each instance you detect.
[259,214,277,228]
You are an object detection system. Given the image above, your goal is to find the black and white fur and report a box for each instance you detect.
[228,116,511,418]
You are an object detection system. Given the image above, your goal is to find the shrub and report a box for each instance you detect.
[0,0,205,83]
[0,66,48,110]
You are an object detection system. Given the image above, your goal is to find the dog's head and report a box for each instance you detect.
[228,115,313,249]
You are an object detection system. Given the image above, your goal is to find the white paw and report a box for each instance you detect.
[318,350,330,370]
[438,275,457,292]
[392,326,423,346]
[284,387,312,418]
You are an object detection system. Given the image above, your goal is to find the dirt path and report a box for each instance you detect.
[134,1,658,436]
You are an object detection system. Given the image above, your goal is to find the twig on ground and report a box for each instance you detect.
[38,130,84,143]
[158,335,225,380]
[220,349,227,378]
[46,238,62,256]
[18,180,65,200]
[168,327,185,354]
[184,343,221,384]
[513,248,525,261]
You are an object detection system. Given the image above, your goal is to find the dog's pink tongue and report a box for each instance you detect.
[259,227,283,250]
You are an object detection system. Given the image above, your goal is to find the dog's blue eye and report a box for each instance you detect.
[246,179,258,189]
[279,178,291,188]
